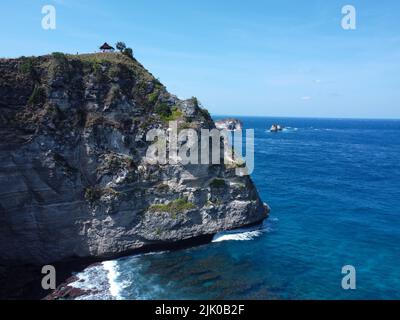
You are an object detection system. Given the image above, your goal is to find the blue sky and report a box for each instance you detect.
[1,0,399,118]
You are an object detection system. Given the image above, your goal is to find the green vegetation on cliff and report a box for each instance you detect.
[148,198,196,215]
[210,178,226,188]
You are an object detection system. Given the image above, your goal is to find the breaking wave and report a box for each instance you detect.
[212,219,275,243]
[103,260,123,299]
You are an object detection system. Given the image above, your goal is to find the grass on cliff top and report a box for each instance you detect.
[53,52,132,64]
[47,52,157,83]
[10,52,158,90]
[148,198,195,215]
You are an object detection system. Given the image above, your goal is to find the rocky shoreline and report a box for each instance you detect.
[44,218,267,300]
[0,219,267,300]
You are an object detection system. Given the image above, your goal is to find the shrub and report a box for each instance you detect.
[148,198,196,215]
[167,107,184,121]
[210,179,226,188]
[20,57,34,75]
[200,108,211,119]
[147,91,159,105]
[52,52,67,61]
[90,60,104,78]
[123,48,134,59]
[51,52,69,75]
[155,105,183,122]
[155,103,171,118]
[116,42,126,53]
[153,78,162,88]
[28,86,46,105]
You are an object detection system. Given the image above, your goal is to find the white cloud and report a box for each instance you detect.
[301,96,311,101]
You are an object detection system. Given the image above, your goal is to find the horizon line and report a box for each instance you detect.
[212,114,400,121]
[2,53,399,121]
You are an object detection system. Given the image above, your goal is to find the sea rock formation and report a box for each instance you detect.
[215,118,243,131]
[0,53,268,269]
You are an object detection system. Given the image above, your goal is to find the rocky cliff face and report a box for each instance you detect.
[0,53,268,268]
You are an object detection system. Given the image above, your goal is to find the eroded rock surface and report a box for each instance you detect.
[0,53,268,268]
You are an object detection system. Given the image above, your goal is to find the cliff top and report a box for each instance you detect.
[0,52,213,147]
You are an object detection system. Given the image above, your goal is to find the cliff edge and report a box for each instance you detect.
[0,52,268,268]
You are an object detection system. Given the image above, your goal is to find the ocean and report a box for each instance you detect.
[67,117,400,300]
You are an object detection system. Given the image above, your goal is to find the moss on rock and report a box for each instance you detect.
[148,198,196,214]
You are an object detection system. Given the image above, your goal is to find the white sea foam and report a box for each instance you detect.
[69,264,114,300]
[67,220,276,299]
[103,260,123,299]
[212,230,263,242]
[265,127,298,133]
[212,220,275,243]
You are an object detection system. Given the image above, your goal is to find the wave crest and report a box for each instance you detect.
[212,220,274,243]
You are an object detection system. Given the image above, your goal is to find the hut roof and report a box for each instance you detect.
[100,42,114,50]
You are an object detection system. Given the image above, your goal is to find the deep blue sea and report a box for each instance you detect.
[71,117,400,300]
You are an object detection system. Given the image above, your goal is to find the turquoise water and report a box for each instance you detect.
[73,117,400,300]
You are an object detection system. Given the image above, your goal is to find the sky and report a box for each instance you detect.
[1,0,399,118]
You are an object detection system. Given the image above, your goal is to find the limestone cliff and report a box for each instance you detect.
[0,52,268,268]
